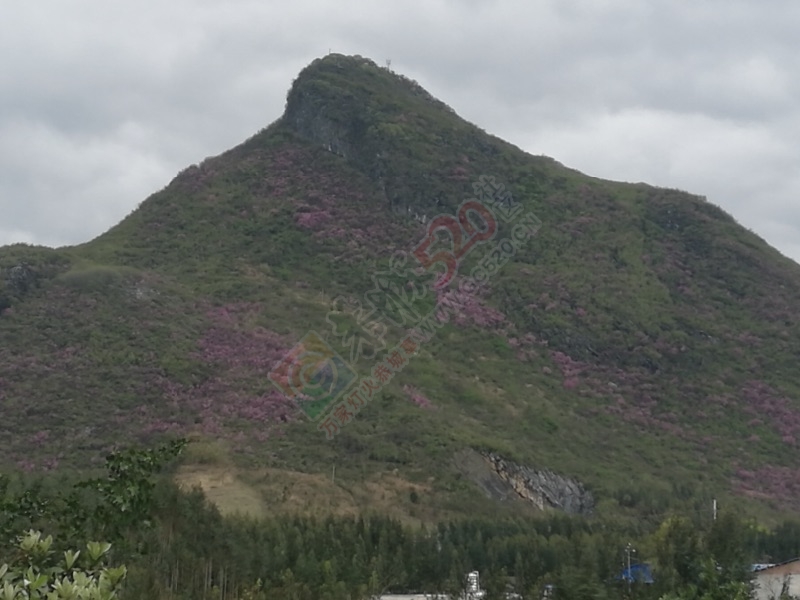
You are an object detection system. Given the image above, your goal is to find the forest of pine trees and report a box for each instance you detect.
[1,440,799,599]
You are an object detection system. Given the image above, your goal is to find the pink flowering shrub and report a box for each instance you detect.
[436,285,505,329]
[402,385,433,408]
[16,459,35,472]
[139,302,301,446]
[550,351,587,381]
[30,430,50,444]
[448,165,470,181]
[194,303,291,370]
[597,369,700,440]
[157,375,297,438]
[255,145,427,259]
[295,210,331,230]
[733,465,800,509]
[740,380,800,447]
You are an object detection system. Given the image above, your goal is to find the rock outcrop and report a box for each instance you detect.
[4,263,36,294]
[482,452,594,515]
[451,448,594,515]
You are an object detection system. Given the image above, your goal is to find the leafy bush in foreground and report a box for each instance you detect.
[0,530,126,600]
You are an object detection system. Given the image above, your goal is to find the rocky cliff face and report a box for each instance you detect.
[282,55,375,162]
[280,54,472,218]
[283,54,451,162]
[482,452,595,515]
[452,449,595,515]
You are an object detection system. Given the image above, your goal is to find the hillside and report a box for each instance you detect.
[1,53,800,523]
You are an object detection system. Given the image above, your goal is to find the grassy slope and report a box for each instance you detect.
[1,54,799,524]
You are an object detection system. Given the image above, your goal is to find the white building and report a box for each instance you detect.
[753,558,800,600]
[378,571,487,600]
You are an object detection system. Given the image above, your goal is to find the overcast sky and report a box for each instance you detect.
[2,0,799,263]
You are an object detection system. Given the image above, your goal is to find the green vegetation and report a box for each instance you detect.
[1,434,799,599]
[1,53,800,533]
[0,531,127,599]
[2,440,799,599]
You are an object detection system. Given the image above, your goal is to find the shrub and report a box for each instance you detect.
[56,265,135,294]
[0,530,127,599]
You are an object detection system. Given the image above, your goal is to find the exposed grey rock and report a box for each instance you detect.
[451,448,594,515]
[451,448,523,506]
[4,263,36,294]
[283,70,363,162]
[128,280,158,300]
[481,451,594,515]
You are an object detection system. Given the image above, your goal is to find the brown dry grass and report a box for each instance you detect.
[174,463,450,525]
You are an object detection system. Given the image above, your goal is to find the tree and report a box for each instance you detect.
[706,512,751,582]
[77,439,187,549]
[650,516,703,593]
[484,567,509,600]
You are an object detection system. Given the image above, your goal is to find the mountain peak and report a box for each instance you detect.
[3,53,800,521]
[283,53,455,162]
[280,53,512,220]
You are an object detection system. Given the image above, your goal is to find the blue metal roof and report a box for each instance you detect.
[617,563,655,584]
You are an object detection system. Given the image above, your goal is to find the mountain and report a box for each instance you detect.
[2,53,799,523]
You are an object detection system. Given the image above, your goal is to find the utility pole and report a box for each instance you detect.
[625,543,636,596]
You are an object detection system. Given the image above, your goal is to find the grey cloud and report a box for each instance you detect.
[1,0,799,264]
